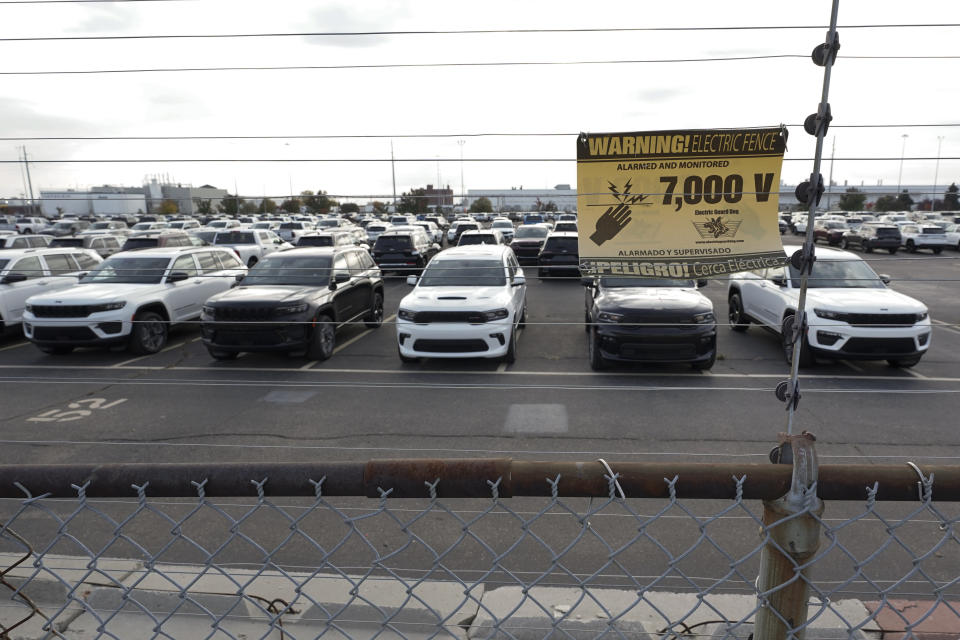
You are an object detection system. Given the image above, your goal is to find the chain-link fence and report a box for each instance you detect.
[0,458,958,639]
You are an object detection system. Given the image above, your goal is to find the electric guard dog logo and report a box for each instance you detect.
[693,216,742,239]
[588,180,651,246]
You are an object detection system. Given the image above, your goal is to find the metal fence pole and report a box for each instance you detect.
[755,433,822,640]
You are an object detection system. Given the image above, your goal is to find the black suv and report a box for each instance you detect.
[371,228,439,274]
[537,231,579,278]
[840,223,901,254]
[200,247,385,360]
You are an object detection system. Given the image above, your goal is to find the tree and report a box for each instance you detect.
[301,189,338,214]
[397,189,428,214]
[218,194,243,215]
[469,197,493,214]
[195,199,213,215]
[895,190,914,211]
[159,199,179,215]
[542,200,558,212]
[281,198,302,214]
[258,198,278,214]
[371,201,388,213]
[837,188,866,211]
[945,183,960,210]
[873,195,899,212]
[340,202,360,214]
[240,201,259,214]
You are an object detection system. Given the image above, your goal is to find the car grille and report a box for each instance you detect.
[618,343,697,360]
[212,306,275,321]
[834,313,919,327]
[33,326,97,341]
[30,305,95,318]
[841,337,917,355]
[409,311,492,323]
[413,339,489,353]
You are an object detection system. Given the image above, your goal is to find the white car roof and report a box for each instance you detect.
[782,244,858,260]
[0,247,95,260]
[434,245,510,260]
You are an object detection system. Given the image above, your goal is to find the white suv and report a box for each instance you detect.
[727,245,931,367]
[23,247,246,355]
[1,247,102,334]
[397,245,526,363]
[212,229,291,266]
[899,223,949,254]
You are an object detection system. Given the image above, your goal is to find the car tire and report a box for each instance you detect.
[887,248,897,255]
[906,240,917,253]
[207,347,239,361]
[588,327,606,370]
[691,345,716,371]
[888,356,922,368]
[398,346,419,364]
[129,311,167,355]
[933,247,943,255]
[364,292,384,328]
[503,328,517,364]
[864,244,873,253]
[781,314,814,368]
[728,293,750,332]
[307,314,335,360]
[38,345,74,355]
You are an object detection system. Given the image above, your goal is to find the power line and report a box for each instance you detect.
[3,156,959,163]
[1,23,958,42]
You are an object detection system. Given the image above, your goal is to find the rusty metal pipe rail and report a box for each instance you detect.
[0,459,956,501]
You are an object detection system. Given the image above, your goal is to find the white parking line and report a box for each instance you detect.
[112,341,186,368]
[932,319,960,335]
[841,360,864,373]
[0,341,29,352]
[903,368,928,379]
[302,314,397,368]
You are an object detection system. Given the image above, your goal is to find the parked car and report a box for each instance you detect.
[277,221,314,243]
[727,245,931,367]
[414,221,443,244]
[943,223,960,250]
[457,229,504,246]
[23,247,246,354]
[49,234,124,258]
[207,219,242,230]
[900,223,949,254]
[840,223,901,254]
[82,220,130,236]
[583,274,715,370]
[200,247,384,360]
[523,213,547,226]
[296,230,357,248]
[167,219,201,231]
[396,244,526,363]
[14,217,48,234]
[490,218,516,242]
[537,231,580,278]
[212,229,291,267]
[509,224,551,264]
[0,234,52,250]
[447,221,479,245]
[121,230,194,251]
[425,215,449,231]
[1,247,102,334]
[130,221,169,232]
[813,220,848,246]
[553,221,579,233]
[366,222,393,244]
[371,229,439,274]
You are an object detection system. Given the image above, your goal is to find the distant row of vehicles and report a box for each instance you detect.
[781,211,960,254]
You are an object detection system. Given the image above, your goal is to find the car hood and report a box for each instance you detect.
[27,282,156,304]
[598,287,711,312]
[401,286,513,310]
[207,285,320,305]
[804,288,926,313]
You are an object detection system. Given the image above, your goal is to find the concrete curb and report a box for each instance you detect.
[0,553,892,639]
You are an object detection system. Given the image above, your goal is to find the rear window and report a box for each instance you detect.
[214,231,255,244]
[279,222,305,229]
[458,234,497,245]
[875,227,900,237]
[374,235,412,251]
[297,236,334,247]
[922,227,944,234]
[121,237,158,250]
[544,237,578,251]
[50,238,84,248]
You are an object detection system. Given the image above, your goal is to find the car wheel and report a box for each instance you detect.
[887,247,897,255]
[906,240,917,253]
[398,346,419,364]
[364,292,384,328]
[933,247,943,255]
[129,311,167,355]
[588,327,606,370]
[781,315,814,368]
[207,347,239,361]
[728,293,750,332]
[307,315,335,360]
[247,256,258,267]
[503,328,517,364]
[888,356,922,368]
[37,345,74,355]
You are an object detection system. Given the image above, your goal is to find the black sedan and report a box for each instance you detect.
[584,276,717,370]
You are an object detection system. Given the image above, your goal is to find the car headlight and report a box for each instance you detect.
[92,301,126,312]
[692,311,716,324]
[916,310,929,322]
[202,305,215,315]
[814,308,843,320]
[597,311,625,323]
[481,308,509,321]
[274,302,309,315]
[24,303,34,313]
[398,308,416,321]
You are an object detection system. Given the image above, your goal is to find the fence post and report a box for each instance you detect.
[754,432,822,640]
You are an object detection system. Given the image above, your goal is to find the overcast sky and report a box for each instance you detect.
[2,0,958,204]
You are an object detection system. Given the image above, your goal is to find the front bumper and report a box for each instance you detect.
[397,319,513,359]
[511,244,543,263]
[201,316,312,352]
[805,318,931,360]
[23,311,132,347]
[594,323,716,364]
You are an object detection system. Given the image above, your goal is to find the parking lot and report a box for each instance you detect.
[0,248,958,467]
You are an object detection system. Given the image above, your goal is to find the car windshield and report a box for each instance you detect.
[514,226,548,239]
[121,238,158,250]
[316,219,340,228]
[214,231,255,244]
[458,234,497,245]
[788,259,885,288]
[601,277,695,288]
[90,222,112,229]
[50,238,84,247]
[922,227,945,234]
[279,222,305,229]
[875,227,899,236]
[418,259,506,287]
[82,257,170,284]
[297,236,334,247]
[243,255,332,286]
[375,235,412,251]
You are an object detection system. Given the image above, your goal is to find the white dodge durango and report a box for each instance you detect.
[396,245,526,363]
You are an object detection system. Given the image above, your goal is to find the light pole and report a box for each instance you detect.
[457,139,465,209]
[932,136,945,211]
[896,134,908,193]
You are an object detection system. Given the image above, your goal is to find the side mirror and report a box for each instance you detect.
[1,273,28,284]
[770,274,787,287]
[235,274,245,283]
[166,271,190,283]
[406,275,418,286]
[431,243,440,251]
[580,277,595,287]
[879,274,891,285]
[697,279,708,288]
[331,272,351,288]
[76,271,89,279]
[512,274,526,287]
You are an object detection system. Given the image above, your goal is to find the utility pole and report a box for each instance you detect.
[390,141,397,208]
[932,136,945,211]
[457,139,466,209]
[21,146,36,214]
[897,134,908,193]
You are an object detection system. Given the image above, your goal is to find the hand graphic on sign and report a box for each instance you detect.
[589,203,632,246]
